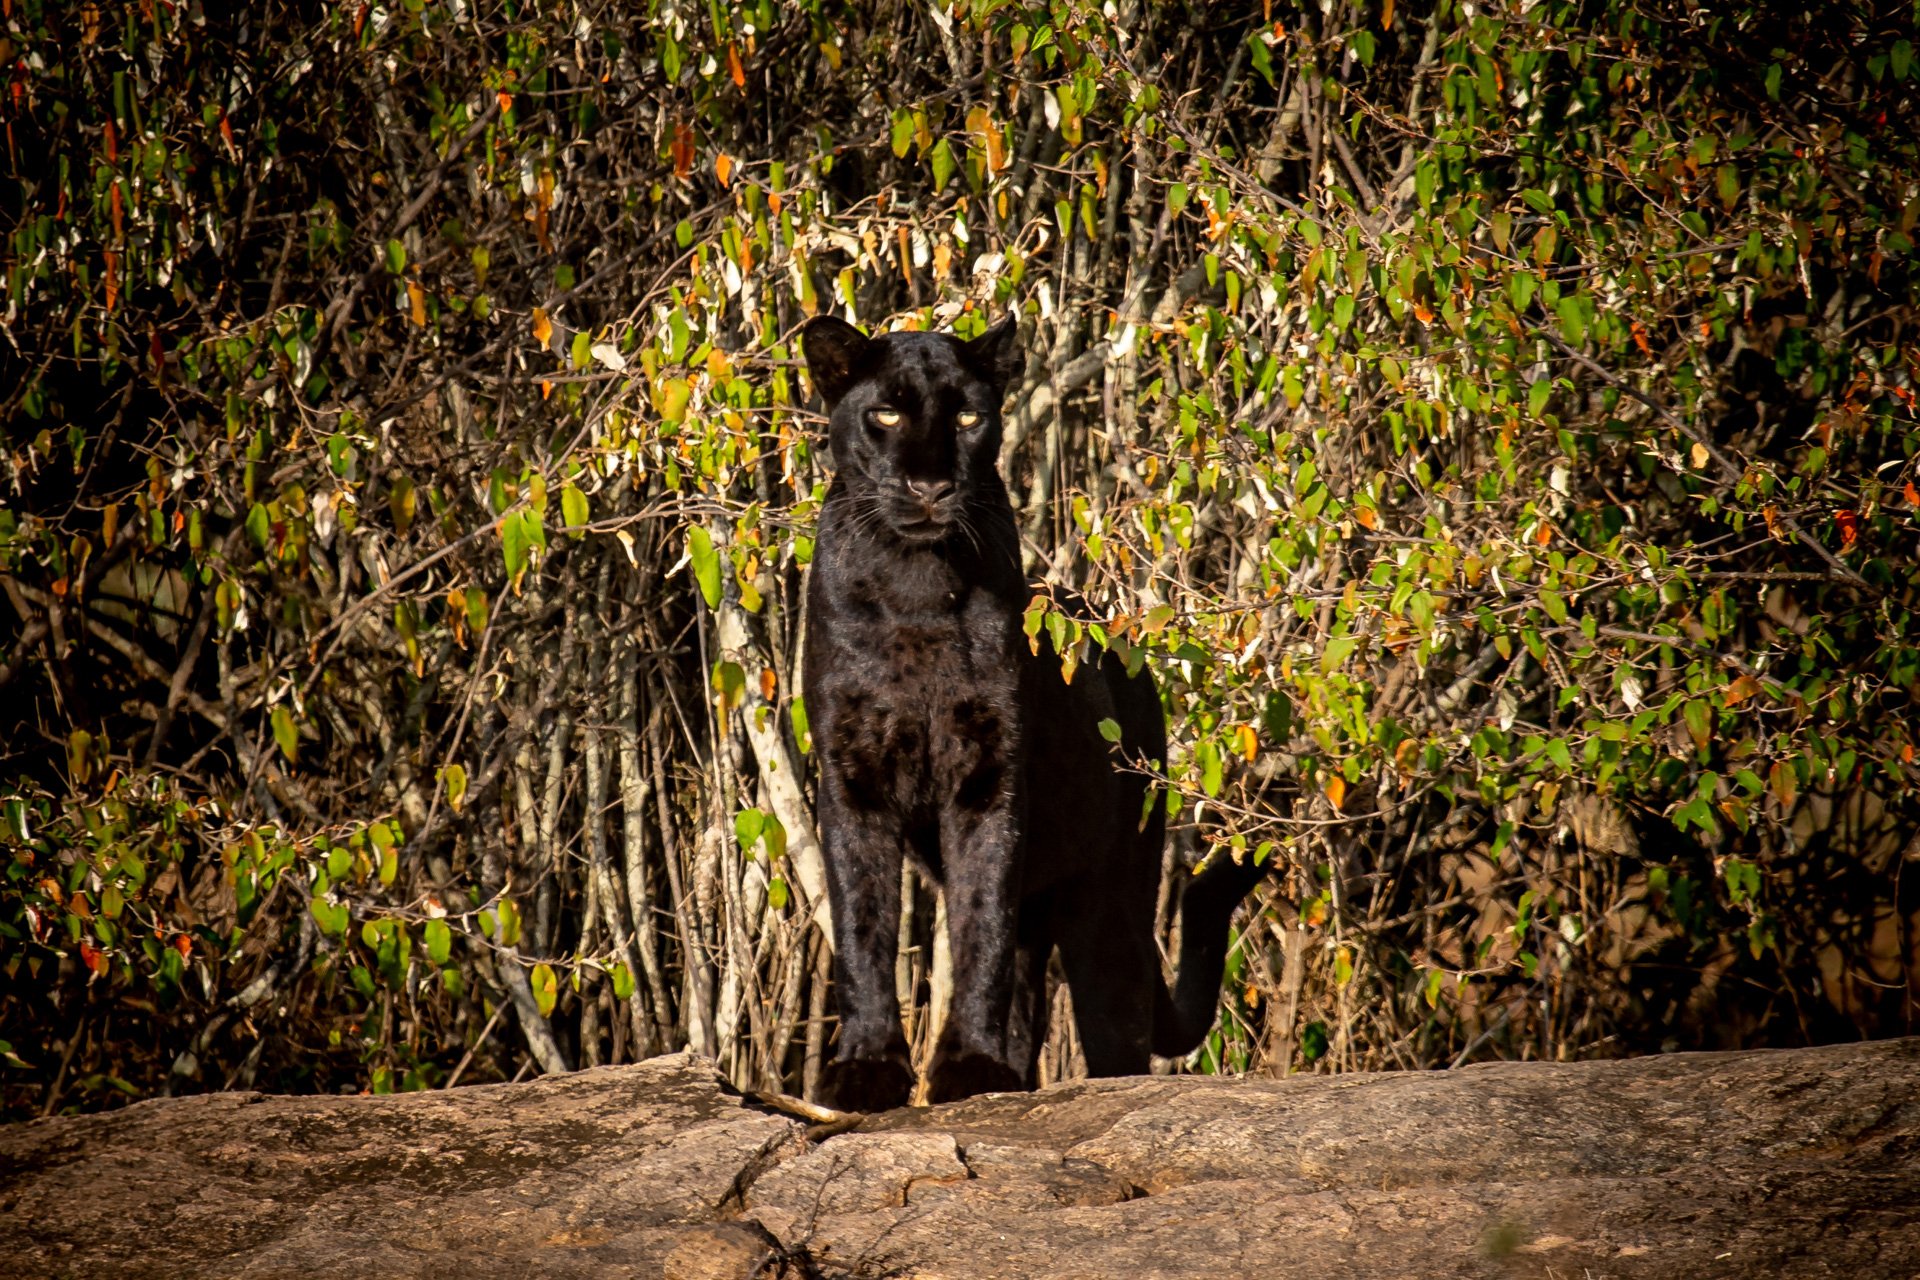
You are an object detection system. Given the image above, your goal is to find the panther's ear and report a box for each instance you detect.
[965,312,1022,395]
[801,316,870,408]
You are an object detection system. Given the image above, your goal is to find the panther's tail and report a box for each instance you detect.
[1151,850,1272,1058]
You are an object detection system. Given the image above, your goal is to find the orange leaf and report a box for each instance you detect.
[1835,508,1859,550]
[715,153,734,187]
[728,42,746,88]
[407,279,427,327]
[540,379,554,400]
[1381,0,1395,27]
[531,306,552,348]
[1533,521,1553,546]
[496,90,513,115]
[933,242,952,278]
[1768,761,1797,809]
[1324,774,1347,811]
[173,933,192,959]
[1762,504,1783,540]
[1905,480,1919,506]
[1412,301,1434,325]
[671,121,695,178]
[1723,674,1760,706]
[1234,724,1258,763]
[79,940,107,977]
[1352,505,1377,531]
[1630,320,1650,356]
[760,668,777,701]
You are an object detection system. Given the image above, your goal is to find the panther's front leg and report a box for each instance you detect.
[925,697,1027,1103]
[813,780,914,1113]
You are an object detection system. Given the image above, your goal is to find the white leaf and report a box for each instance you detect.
[589,341,627,371]
[1620,672,1644,712]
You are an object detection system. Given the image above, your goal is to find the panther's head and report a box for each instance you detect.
[801,315,1021,542]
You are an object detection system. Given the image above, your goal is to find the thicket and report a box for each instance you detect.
[2,0,1916,1117]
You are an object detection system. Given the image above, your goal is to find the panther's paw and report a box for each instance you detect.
[924,1049,1023,1104]
[817,1052,915,1113]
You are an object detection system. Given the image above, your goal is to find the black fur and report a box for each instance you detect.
[800,315,1266,1111]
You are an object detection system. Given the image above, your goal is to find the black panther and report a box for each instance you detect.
[800,313,1268,1111]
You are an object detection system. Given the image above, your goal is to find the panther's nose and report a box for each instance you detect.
[906,478,955,505]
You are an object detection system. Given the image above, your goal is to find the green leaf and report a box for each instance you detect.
[611,962,635,1001]
[929,137,956,190]
[384,238,407,274]
[530,962,558,1017]
[425,918,451,966]
[1198,739,1223,797]
[502,510,532,581]
[560,484,589,539]
[1527,378,1551,419]
[734,807,765,855]
[271,706,298,763]
[790,695,812,755]
[246,502,271,549]
[309,896,347,937]
[1097,718,1123,743]
[1683,699,1712,750]
[689,525,721,608]
[768,876,790,911]
[442,763,467,812]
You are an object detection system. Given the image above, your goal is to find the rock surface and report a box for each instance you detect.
[4,1039,1919,1278]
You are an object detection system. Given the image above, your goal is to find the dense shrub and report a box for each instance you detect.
[2,0,1915,1116]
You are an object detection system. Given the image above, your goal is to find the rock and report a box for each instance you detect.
[4,1041,1919,1278]
[662,1221,787,1280]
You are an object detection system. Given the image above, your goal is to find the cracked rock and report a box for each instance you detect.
[5,1041,1920,1278]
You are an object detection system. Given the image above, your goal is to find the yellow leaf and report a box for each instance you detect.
[933,242,952,278]
[1690,441,1709,469]
[1234,724,1258,763]
[532,306,553,348]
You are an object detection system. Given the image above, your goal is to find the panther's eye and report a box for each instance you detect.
[868,408,903,428]
[956,411,981,429]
